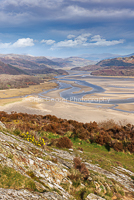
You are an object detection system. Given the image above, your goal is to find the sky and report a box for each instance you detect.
[0,0,134,58]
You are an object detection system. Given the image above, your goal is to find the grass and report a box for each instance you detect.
[0,78,57,104]
[70,137,134,174]
[0,114,134,200]
[12,128,134,174]
[0,165,37,191]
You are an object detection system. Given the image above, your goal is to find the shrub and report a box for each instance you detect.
[56,137,73,148]
[73,127,90,140]
[73,157,89,180]
[113,141,123,152]
[127,141,134,153]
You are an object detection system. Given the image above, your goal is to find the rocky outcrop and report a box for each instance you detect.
[86,193,106,200]
[0,121,6,129]
[0,130,134,199]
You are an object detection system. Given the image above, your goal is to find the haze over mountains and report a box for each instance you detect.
[0,54,97,75]
[72,55,134,76]
[0,53,134,76]
[0,54,67,75]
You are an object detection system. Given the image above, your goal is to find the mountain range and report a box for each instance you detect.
[1,53,134,76]
[79,53,134,61]
[72,55,134,76]
[0,54,68,75]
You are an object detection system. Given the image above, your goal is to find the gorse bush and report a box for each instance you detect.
[56,137,73,149]
[0,111,134,153]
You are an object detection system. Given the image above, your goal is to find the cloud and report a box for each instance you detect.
[41,39,55,45]
[89,35,124,46]
[12,38,34,48]
[71,0,134,2]
[0,0,134,27]
[1,0,63,8]
[0,38,34,48]
[67,34,76,39]
[65,6,134,19]
[53,33,91,48]
[0,0,134,31]
[51,33,124,49]
[0,42,11,48]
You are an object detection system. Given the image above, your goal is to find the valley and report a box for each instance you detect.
[0,70,134,124]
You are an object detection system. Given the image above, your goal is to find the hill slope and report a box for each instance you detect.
[0,55,68,76]
[97,56,134,67]
[51,56,96,68]
[0,113,134,199]
[72,55,134,76]
[0,61,26,75]
[92,56,134,76]
[0,54,61,69]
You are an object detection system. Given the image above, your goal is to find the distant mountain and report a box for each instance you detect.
[50,56,97,68]
[0,61,26,75]
[97,56,134,67]
[79,53,121,61]
[0,54,62,69]
[124,53,134,57]
[0,56,42,70]
[71,55,134,76]
[92,55,134,76]
[0,55,68,76]
[71,65,99,71]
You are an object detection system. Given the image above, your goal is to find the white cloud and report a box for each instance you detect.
[55,40,78,48]
[12,38,34,48]
[1,0,63,8]
[51,33,124,49]
[53,33,91,48]
[41,39,55,45]
[89,35,124,46]
[0,42,11,48]
[67,34,76,39]
[0,38,34,49]
[65,6,134,19]
[76,33,91,43]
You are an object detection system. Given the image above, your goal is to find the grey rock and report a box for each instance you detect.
[0,121,6,129]
[86,193,106,200]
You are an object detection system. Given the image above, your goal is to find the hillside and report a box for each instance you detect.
[71,55,134,76]
[0,61,26,75]
[0,55,68,76]
[91,66,134,76]
[97,56,134,67]
[0,54,61,69]
[51,56,96,68]
[71,65,100,71]
[91,56,134,76]
[0,112,134,199]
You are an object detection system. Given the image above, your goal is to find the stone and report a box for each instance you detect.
[0,121,6,129]
[86,193,106,200]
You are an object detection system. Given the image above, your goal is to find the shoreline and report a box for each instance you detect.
[0,73,134,124]
[0,95,134,124]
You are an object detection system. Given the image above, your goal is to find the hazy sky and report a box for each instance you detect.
[0,0,134,57]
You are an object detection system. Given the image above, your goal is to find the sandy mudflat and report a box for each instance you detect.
[79,77,134,101]
[0,96,134,124]
[0,74,134,124]
[115,103,134,112]
[0,82,57,106]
